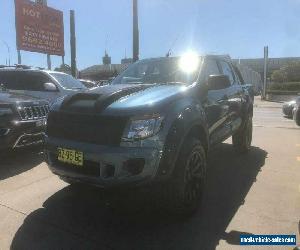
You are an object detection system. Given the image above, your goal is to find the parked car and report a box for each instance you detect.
[79,79,98,89]
[0,66,87,104]
[45,54,253,214]
[282,97,300,118]
[0,85,50,150]
[292,98,300,126]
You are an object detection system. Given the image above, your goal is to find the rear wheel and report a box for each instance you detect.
[232,115,253,153]
[161,137,207,215]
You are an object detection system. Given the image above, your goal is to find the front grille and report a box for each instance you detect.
[18,104,50,121]
[47,111,128,146]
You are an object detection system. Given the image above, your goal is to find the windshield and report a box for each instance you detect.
[50,73,86,89]
[112,58,202,85]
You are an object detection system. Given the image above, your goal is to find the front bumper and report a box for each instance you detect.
[0,119,46,150]
[45,136,163,188]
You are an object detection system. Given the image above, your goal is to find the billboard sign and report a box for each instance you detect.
[15,0,64,56]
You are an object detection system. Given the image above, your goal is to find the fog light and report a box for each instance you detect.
[101,164,115,179]
[123,158,145,176]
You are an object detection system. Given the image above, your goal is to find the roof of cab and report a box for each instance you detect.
[0,66,68,75]
[138,54,231,62]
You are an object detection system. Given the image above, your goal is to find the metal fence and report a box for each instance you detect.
[235,63,262,94]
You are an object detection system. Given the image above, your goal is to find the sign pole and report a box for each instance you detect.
[262,46,268,100]
[47,54,51,70]
[70,10,77,78]
[132,0,139,62]
[17,50,22,64]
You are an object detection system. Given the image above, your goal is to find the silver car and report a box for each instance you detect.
[0,67,87,104]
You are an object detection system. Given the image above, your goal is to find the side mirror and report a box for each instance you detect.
[44,82,57,92]
[207,75,231,90]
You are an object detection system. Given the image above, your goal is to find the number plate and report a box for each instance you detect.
[57,148,83,166]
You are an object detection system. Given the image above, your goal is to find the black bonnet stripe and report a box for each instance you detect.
[94,85,151,112]
[60,93,100,110]
[60,85,151,112]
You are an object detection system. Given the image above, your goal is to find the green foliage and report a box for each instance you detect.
[271,61,300,82]
[271,69,287,82]
[268,82,300,91]
[54,64,71,74]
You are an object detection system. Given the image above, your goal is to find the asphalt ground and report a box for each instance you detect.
[0,97,299,250]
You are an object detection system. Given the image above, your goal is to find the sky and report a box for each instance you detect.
[1,0,300,70]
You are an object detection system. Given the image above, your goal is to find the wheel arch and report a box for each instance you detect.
[185,124,209,154]
[156,116,209,180]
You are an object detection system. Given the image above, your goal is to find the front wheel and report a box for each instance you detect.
[160,137,207,215]
[232,115,253,153]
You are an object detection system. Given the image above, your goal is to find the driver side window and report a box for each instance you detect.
[218,61,235,85]
[202,59,221,82]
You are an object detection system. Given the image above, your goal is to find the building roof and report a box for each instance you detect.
[80,63,130,76]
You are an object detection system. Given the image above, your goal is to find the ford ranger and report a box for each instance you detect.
[45,54,253,214]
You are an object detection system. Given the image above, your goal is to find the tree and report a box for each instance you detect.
[282,62,300,82]
[271,61,300,82]
[271,69,286,82]
[54,64,71,75]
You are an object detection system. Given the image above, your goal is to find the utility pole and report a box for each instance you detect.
[133,0,139,62]
[35,0,51,69]
[262,46,268,100]
[1,40,11,66]
[70,10,77,78]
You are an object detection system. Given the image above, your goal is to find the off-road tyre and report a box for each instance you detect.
[232,115,253,154]
[160,137,207,215]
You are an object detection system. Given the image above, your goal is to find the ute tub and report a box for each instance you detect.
[45,136,162,188]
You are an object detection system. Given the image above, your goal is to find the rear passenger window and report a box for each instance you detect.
[20,72,51,91]
[219,61,235,85]
[0,72,18,89]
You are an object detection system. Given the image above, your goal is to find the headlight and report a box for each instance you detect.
[288,100,296,105]
[122,116,164,141]
[0,107,13,116]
